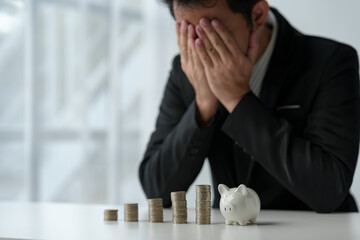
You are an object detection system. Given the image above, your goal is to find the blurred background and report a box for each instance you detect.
[0,0,359,207]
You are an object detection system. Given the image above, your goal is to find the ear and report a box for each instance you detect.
[218,184,230,195]
[235,184,248,196]
[251,0,270,31]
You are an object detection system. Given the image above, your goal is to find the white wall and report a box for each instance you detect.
[151,0,360,207]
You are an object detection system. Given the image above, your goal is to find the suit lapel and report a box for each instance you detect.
[259,8,296,110]
[246,8,297,185]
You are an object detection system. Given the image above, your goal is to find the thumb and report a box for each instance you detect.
[246,31,259,65]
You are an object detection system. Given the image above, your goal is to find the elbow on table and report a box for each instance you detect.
[310,187,349,213]
[140,182,172,208]
[138,163,154,198]
[313,203,338,214]
[138,164,172,207]
[308,156,355,213]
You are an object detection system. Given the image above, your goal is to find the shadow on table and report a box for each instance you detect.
[210,221,285,226]
[255,221,285,226]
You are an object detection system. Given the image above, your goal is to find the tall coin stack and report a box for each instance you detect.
[171,191,187,224]
[196,185,211,224]
[148,198,163,223]
[124,203,138,222]
[104,209,118,221]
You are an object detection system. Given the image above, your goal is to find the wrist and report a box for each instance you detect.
[195,97,219,127]
[225,89,250,113]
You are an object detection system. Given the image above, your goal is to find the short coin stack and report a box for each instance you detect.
[196,185,211,224]
[124,203,138,222]
[104,209,118,221]
[148,198,163,223]
[171,191,187,224]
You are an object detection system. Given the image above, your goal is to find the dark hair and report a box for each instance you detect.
[162,0,261,28]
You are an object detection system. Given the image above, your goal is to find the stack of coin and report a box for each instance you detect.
[171,191,187,224]
[148,198,163,223]
[104,209,118,221]
[124,203,138,222]
[196,185,211,224]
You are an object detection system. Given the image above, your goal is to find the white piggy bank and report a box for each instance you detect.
[218,184,261,226]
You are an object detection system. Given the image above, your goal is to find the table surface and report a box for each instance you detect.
[0,202,359,240]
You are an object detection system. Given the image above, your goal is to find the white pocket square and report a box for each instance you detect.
[276,105,301,111]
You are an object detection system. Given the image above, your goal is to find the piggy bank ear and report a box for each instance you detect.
[218,184,230,195]
[235,184,248,196]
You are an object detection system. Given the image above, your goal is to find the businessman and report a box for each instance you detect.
[139,0,360,212]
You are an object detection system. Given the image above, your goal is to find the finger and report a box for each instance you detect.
[199,18,231,62]
[179,20,188,63]
[190,38,202,69]
[210,19,242,57]
[188,24,196,40]
[195,25,219,63]
[246,31,259,65]
[195,38,213,68]
[176,22,181,46]
[187,24,195,67]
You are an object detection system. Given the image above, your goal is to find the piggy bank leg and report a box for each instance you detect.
[225,220,234,225]
[249,218,257,224]
[239,221,248,226]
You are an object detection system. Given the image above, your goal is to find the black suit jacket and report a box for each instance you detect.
[139,8,360,212]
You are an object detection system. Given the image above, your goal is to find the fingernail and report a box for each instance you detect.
[196,25,204,34]
[188,25,193,33]
[211,20,219,28]
[181,20,187,30]
[200,18,209,28]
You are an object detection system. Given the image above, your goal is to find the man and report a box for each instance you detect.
[139,0,360,212]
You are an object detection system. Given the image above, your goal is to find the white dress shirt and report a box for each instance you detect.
[249,10,278,97]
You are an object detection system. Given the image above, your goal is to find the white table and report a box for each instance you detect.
[0,202,359,240]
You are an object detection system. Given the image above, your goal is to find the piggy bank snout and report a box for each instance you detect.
[222,203,234,212]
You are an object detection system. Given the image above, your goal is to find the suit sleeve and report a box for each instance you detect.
[139,55,217,207]
[221,45,360,213]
